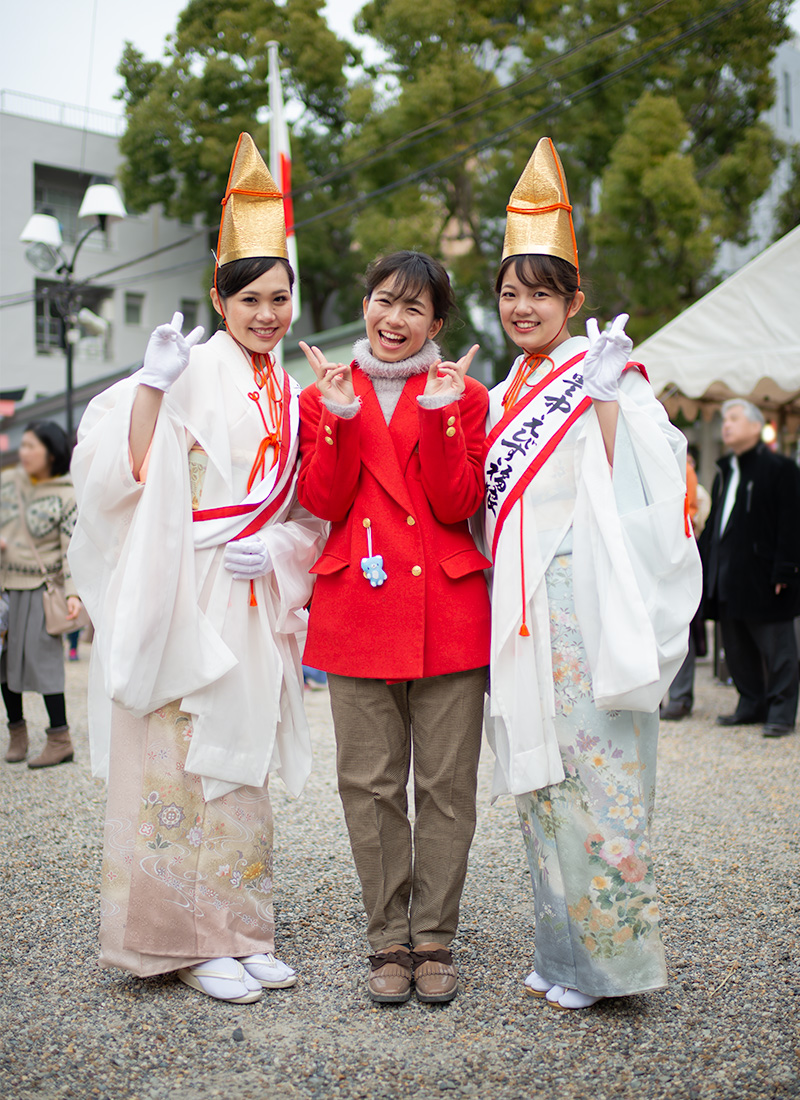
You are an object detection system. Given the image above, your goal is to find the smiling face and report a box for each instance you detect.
[498,264,583,356]
[210,266,293,355]
[362,275,443,362]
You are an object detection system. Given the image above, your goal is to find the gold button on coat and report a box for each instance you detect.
[362,518,371,528]
[324,425,333,435]
[407,516,416,525]
[447,416,456,426]
[325,436,334,445]
[411,565,422,576]
[445,427,456,437]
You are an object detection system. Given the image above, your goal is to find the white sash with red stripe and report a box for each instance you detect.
[484,352,590,560]
[192,369,300,548]
[483,340,701,798]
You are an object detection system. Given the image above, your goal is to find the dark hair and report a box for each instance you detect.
[215,256,295,298]
[494,254,580,302]
[23,421,71,477]
[364,251,457,326]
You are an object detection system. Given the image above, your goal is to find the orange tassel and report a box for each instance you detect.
[683,491,692,538]
[249,580,258,607]
[519,499,530,637]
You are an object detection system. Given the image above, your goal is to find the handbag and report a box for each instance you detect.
[15,483,91,637]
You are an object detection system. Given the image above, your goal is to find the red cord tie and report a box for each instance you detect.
[241,355,284,607]
[519,499,530,637]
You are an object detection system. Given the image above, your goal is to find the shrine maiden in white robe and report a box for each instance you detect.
[484,335,701,997]
[69,330,327,975]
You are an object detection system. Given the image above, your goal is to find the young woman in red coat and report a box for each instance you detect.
[297,251,490,1005]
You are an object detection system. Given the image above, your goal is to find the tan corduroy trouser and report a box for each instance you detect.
[327,667,487,951]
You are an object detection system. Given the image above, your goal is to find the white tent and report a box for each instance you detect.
[637,225,800,428]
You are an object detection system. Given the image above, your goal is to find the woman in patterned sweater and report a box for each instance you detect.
[1,421,83,766]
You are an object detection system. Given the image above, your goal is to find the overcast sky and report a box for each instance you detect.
[1,0,798,118]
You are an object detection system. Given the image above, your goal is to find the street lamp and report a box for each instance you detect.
[19,183,127,439]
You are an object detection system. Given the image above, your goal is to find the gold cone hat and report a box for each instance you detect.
[217,133,287,266]
[502,137,578,271]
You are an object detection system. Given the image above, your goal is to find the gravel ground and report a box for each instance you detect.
[1,646,799,1100]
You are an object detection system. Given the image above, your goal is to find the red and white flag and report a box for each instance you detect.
[267,41,300,330]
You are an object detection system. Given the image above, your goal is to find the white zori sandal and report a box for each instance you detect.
[238,953,297,989]
[545,984,602,1010]
[523,970,553,998]
[177,957,263,1003]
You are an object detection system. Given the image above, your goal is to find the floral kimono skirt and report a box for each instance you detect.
[99,701,276,978]
[99,446,276,977]
[515,553,668,997]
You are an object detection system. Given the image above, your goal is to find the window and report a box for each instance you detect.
[35,281,63,351]
[180,299,200,332]
[34,164,111,248]
[125,293,145,326]
[35,280,113,356]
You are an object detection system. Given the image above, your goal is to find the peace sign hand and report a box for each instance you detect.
[138,311,205,393]
[300,341,356,405]
[583,313,632,401]
[423,343,480,401]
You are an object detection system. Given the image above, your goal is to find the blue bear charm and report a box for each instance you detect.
[361,554,387,587]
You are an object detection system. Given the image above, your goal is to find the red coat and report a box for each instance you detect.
[297,365,492,679]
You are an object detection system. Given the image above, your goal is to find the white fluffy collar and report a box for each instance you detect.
[353,337,441,379]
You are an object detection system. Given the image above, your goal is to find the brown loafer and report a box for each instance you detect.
[367,947,413,1004]
[411,943,458,1003]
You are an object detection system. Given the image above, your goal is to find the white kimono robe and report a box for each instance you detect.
[69,330,328,802]
[485,336,702,799]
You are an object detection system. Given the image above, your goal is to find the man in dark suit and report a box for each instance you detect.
[700,399,800,738]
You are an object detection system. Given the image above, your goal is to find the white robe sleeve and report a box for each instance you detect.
[572,369,702,712]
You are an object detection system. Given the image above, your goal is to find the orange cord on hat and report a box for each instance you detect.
[221,187,282,205]
[505,138,581,285]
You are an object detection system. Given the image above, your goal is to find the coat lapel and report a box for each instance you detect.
[389,373,427,475]
[353,367,415,514]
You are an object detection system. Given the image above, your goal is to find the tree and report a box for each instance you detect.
[591,92,716,339]
[115,0,363,330]
[114,0,792,359]
[341,0,791,363]
[773,144,800,238]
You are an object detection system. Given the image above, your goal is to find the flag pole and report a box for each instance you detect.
[267,41,300,368]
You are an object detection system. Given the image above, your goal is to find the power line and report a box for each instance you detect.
[292,0,763,230]
[288,0,682,196]
[2,0,768,303]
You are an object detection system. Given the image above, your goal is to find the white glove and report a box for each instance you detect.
[223,535,273,580]
[138,311,205,392]
[583,313,632,401]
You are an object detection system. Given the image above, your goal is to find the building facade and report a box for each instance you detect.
[716,37,800,274]
[0,93,210,447]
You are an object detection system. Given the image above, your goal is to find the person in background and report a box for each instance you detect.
[67,627,81,661]
[1,421,83,767]
[660,452,710,721]
[699,399,800,738]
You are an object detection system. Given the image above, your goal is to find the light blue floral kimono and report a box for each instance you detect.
[515,552,666,997]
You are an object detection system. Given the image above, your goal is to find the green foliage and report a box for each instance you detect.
[115,0,792,357]
[773,144,800,239]
[115,0,359,329]
[591,93,716,340]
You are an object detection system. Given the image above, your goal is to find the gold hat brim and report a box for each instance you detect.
[217,133,288,267]
[501,137,578,270]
